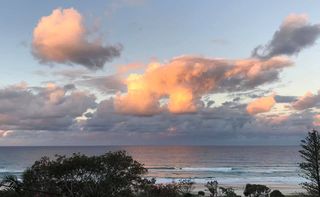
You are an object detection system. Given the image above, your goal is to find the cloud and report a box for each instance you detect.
[246,95,276,115]
[313,114,320,126]
[82,97,310,145]
[78,75,126,93]
[0,83,96,131]
[114,56,292,115]
[32,8,121,69]
[292,90,320,110]
[261,115,289,125]
[252,14,320,58]
[274,95,297,103]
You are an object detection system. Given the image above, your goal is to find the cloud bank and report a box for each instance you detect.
[114,56,292,115]
[0,83,96,131]
[32,8,121,69]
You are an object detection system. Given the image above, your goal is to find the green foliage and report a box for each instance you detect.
[243,184,271,197]
[270,190,285,197]
[299,129,320,196]
[19,150,147,197]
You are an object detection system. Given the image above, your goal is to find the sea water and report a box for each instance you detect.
[0,146,303,188]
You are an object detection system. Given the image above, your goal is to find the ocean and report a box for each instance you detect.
[0,146,303,191]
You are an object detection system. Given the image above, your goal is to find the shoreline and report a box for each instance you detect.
[192,183,304,196]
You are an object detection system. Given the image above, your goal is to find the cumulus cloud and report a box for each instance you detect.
[252,14,320,58]
[246,95,276,115]
[0,83,96,131]
[32,8,121,69]
[292,90,320,110]
[114,56,292,115]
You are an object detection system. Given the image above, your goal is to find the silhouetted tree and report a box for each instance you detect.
[21,150,147,197]
[299,129,320,196]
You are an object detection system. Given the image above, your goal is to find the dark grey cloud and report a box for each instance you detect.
[82,97,311,145]
[0,83,96,131]
[275,95,297,103]
[77,75,126,93]
[252,14,320,58]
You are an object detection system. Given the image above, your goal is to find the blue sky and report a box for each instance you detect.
[0,0,320,145]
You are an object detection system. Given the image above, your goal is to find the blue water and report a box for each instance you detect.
[0,146,302,186]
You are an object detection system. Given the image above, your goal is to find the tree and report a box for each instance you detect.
[299,129,320,196]
[21,150,147,197]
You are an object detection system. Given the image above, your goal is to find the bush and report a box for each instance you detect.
[243,184,271,197]
[198,190,205,196]
[220,186,237,197]
[177,179,195,195]
[140,183,181,197]
[270,190,285,197]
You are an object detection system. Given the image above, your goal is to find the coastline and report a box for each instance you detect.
[192,183,303,196]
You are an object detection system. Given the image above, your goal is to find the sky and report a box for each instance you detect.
[1,0,320,145]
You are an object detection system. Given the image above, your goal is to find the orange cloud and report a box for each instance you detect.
[114,56,291,115]
[32,8,121,69]
[246,95,276,115]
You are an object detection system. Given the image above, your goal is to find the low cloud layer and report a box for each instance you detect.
[114,56,292,115]
[0,83,96,131]
[32,8,121,69]
[252,14,320,58]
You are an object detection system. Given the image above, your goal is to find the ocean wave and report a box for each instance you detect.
[152,176,306,185]
[0,168,24,173]
[147,166,298,173]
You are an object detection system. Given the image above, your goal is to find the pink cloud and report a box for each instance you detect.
[292,91,320,110]
[246,95,276,115]
[32,8,121,69]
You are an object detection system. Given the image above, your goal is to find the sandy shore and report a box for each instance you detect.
[192,183,304,196]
